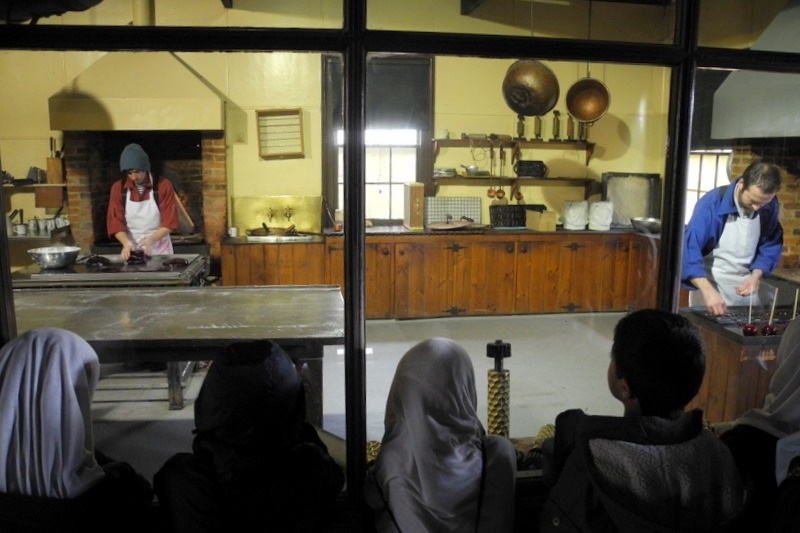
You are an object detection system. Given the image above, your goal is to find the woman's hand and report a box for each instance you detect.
[120,241,136,261]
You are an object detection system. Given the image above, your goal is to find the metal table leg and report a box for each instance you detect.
[167,360,196,410]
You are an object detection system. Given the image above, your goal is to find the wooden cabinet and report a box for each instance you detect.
[325,236,394,319]
[394,235,517,318]
[222,231,659,318]
[221,242,325,286]
[465,239,517,316]
[515,237,566,313]
[515,234,637,313]
[684,312,778,423]
[628,234,659,310]
[394,239,453,319]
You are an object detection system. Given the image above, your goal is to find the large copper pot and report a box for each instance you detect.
[502,60,560,117]
[566,78,610,123]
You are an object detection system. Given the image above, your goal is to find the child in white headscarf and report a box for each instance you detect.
[365,337,517,533]
[0,327,153,532]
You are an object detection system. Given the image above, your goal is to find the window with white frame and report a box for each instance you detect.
[685,150,732,224]
[336,129,419,220]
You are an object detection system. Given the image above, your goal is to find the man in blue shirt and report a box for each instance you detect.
[682,160,783,316]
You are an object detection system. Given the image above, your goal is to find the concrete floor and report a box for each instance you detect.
[92,312,626,483]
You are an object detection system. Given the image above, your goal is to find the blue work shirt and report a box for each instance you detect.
[681,178,783,291]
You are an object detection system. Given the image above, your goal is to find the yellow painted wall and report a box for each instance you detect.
[433,57,669,223]
[0,0,770,234]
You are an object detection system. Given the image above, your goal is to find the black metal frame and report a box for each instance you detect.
[2,0,800,508]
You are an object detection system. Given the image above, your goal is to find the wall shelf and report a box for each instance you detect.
[432,176,596,199]
[433,138,595,165]
[3,184,66,188]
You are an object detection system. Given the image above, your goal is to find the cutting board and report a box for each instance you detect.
[46,157,64,184]
[34,186,64,208]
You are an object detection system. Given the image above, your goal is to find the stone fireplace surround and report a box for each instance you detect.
[62,130,227,265]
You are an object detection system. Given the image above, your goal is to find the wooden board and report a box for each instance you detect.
[427,220,473,230]
[46,157,64,184]
[34,186,64,208]
[174,193,195,234]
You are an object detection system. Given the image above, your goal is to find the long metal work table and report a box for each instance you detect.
[13,285,345,424]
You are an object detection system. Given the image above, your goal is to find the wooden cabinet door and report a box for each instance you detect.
[628,234,659,309]
[515,234,631,314]
[515,238,561,313]
[325,237,394,319]
[220,243,261,285]
[221,243,324,286]
[395,240,453,318]
[262,243,325,285]
[463,240,517,316]
[325,237,345,289]
[220,243,237,285]
[366,242,395,318]
[555,235,633,312]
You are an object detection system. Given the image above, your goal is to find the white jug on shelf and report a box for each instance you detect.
[562,200,588,230]
[588,201,613,231]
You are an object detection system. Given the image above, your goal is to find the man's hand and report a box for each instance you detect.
[702,289,728,316]
[736,270,763,298]
[692,277,728,316]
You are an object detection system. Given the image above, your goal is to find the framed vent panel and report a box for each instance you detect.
[257,108,304,160]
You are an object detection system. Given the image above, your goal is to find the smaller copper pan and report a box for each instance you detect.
[566,78,610,123]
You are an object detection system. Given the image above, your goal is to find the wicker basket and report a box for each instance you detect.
[489,205,527,227]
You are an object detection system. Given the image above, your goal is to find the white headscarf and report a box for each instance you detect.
[372,337,486,532]
[736,317,800,439]
[0,328,105,498]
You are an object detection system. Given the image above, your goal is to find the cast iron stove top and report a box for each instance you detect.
[15,254,207,287]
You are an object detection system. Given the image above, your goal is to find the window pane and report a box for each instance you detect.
[35,0,343,29]
[698,0,788,49]
[365,184,391,219]
[390,183,406,219]
[366,147,392,184]
[367,0,676,44]
[391,147,418,183]
[699,157,720,191]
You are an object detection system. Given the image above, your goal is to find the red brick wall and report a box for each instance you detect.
[201,133,227,258]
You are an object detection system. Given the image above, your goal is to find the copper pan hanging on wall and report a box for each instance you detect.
[502,60,560,117]
[565,77,610,124]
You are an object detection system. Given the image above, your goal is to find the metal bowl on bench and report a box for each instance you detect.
[28,246,81,269]
[630,217,661,234]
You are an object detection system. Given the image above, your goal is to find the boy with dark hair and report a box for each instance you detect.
[539,309,746,532]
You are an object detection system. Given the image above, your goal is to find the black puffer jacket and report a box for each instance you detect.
[540,409,746,533]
